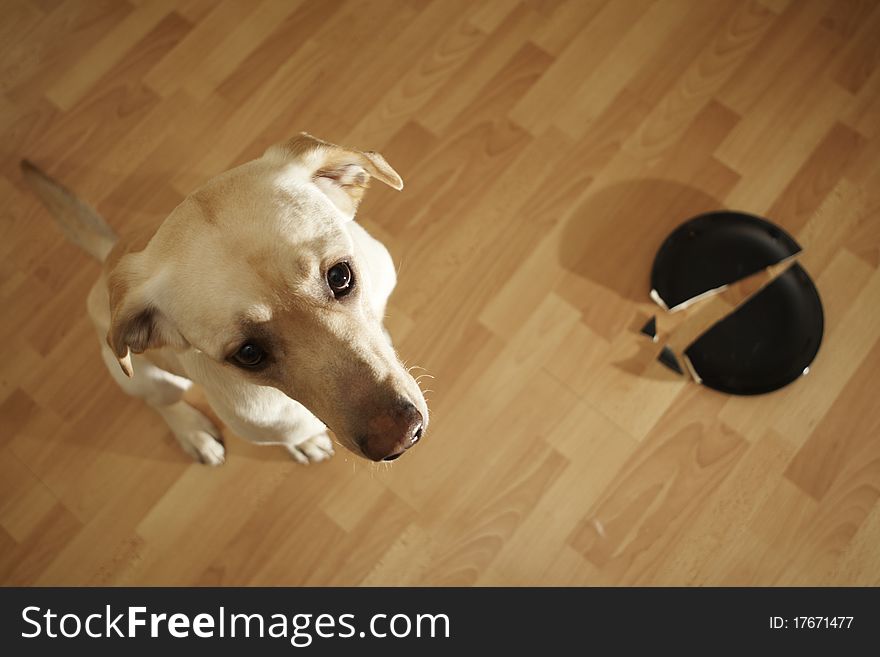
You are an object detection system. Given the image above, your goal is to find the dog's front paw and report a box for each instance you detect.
[161,401,226,466]
[179,430,226,466]
[286,431,334,465]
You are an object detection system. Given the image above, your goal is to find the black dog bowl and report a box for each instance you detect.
[650,212,823,395]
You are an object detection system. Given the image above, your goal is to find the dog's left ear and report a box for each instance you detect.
[105,251,186,378]
[265,132,403,219]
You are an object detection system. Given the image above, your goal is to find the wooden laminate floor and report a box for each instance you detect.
[1,0,879,585]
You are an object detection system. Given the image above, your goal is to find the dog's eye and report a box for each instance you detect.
[327,262,354,298]
[232,343,265,368]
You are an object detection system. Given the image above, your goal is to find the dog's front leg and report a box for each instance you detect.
[191,371,334,465]
[253,409,334,465]
[284,429,335,465]
[89,281,225,466]
[98,344,226,465]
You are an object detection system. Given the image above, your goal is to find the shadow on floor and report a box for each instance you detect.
[558,178,724,302]
[557,179,723,382]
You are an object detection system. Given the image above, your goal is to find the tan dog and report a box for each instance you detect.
[22,133,429,465]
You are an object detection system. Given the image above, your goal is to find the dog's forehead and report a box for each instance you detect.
[162,162,355,267]
[184,162,341,231]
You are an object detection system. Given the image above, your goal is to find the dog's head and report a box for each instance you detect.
[105,133,427,461]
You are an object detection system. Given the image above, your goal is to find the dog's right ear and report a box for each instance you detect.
[105,254,184,378]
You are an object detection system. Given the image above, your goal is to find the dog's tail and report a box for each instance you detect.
[20,160,117,262]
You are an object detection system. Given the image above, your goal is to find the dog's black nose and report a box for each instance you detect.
[361,402,424,462]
